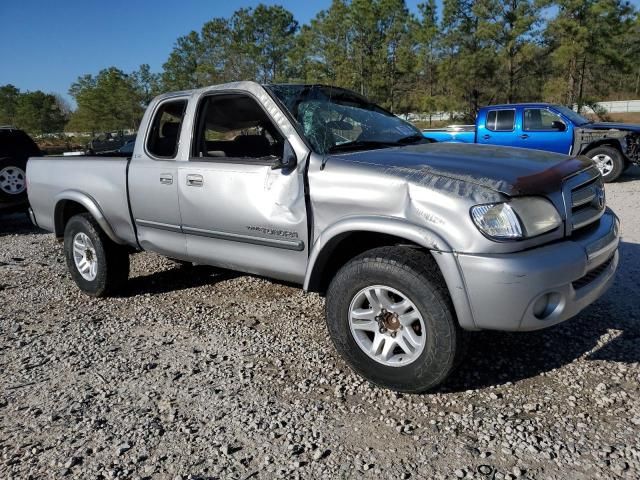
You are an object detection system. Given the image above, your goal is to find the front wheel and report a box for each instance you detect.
[587,146,624,182]
[64,213,130,297]
[325,246,465,393]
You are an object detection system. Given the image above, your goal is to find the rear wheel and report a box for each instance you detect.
[325,246,465,393]
[64,213,129,297]
[0,157,28,204]
[587,146,624,182]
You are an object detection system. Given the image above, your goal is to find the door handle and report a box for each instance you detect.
[520,134,529,139]
[160,173,173,185]
[186,174,204,187]
[482,134,491,140]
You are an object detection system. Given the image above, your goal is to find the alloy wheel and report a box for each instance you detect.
[72,232,98,281]
[348,285,426,367]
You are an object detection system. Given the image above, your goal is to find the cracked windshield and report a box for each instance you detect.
[268,84,425,154]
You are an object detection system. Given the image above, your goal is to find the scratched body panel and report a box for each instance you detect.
[307,142,593,255]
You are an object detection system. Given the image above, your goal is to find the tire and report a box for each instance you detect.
[325,246,465,393]
[0,157,28,203]
[63,213,130,297]
[586,146,624,182]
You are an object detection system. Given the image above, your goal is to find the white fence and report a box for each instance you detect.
[399,112,459,122]
[581,100,640,114]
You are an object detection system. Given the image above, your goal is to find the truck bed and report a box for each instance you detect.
[27,156,137,246]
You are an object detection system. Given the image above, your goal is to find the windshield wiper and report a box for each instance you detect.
[395,134,426,144]
[321,140,398,170]
[327,140,399,153]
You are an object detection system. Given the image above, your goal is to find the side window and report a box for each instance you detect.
[486,110,515,131]
[524,109,566,131]
[192,94,284,161]
[146,99,187,159]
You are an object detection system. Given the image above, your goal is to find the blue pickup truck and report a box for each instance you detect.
[422,103,640,182]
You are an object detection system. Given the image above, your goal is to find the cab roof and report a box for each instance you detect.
[481,103,556,109]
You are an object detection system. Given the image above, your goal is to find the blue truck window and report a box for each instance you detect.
[486,110,515,132]
[524,109,565,131]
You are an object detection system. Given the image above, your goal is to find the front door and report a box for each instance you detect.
[178,92,309,283]
[518,107,573,154]
[128,97,189,259]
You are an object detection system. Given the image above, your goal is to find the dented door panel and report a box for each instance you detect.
[178,161,308,283]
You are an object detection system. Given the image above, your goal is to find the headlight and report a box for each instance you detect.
[471,197,561,240]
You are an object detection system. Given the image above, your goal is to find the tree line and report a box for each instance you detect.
[2,0,639,135]
[0,85,69,135]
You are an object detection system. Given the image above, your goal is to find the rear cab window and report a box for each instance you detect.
[146,99,188,159]
[485,110,515,132]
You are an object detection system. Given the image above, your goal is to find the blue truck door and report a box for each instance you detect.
[517,107,573,154]
[477,108,517,147]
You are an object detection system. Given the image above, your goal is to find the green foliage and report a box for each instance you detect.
[0,85,20,126]
[0,85,67,134]
[544,0,637,109]
[161,4,298,90]
[67,66,152,133]
[475,0,543,103]
[5,0,640,135]
[15,91,68,134]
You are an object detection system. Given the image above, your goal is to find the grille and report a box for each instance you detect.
[572,256,614,290]
[565,168,605,234]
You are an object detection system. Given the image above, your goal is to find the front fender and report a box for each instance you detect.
[54,190,124,245]
[303,215,452,291]
[303,215,478,330]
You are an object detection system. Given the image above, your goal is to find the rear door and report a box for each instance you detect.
[477,108,517,147]
[517,107,573,154]
[128,97,188,259]
[177,91,309,283]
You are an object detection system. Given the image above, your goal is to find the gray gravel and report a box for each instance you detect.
[1,168,639,480]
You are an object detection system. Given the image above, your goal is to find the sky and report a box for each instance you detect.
[0,0,426,102]
[2,0,639,103]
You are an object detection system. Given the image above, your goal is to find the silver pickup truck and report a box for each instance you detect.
[27,81,620,392]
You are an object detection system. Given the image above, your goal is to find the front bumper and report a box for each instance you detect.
[453,209,619,331]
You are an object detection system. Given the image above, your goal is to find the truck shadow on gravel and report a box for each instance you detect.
[0,212,44,236]
[438,240,640,393]
[617,165,640,183]
[122,265,240,297]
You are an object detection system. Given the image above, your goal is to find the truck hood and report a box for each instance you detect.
[587,122,640,133]
[328,142,593,196]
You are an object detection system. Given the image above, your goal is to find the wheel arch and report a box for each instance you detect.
[53,191,124,245]
[581,139,625,156]
[304,216,453,295]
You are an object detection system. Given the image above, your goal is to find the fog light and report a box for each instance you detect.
[532,292,563,320]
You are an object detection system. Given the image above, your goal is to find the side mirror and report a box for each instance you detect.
[272,139,298,171]
[552,120,566,132]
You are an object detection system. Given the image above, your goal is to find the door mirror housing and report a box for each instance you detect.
[272,139,298,171]
[552,120,567,132]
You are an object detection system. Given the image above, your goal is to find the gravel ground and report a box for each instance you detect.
[1,168,639,480]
